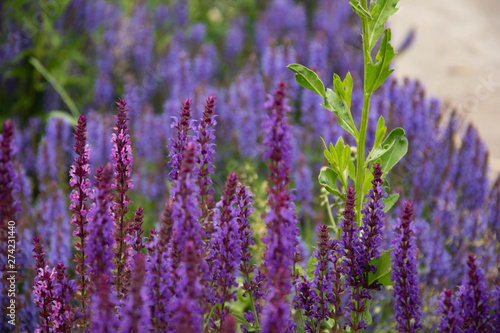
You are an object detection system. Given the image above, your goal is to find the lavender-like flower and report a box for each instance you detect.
[128,206,145,254]
[295,276,318,332]
[32,236,55,332]
[121,254,151,332]
[460,253,492,332]
[260,82,301,332]
[195,95,217,225]
[391,201,423,333]
[361,162,387,270]
[69,115,91,323]
[90,275,120,333]
[110,98,134,301]
[207,171,241,328]
[340,186,367,332]
[168,98,193,182]
[51,262,78,332]
[0,119,22,222]
[437,289,463,333]
[86,163,115,282]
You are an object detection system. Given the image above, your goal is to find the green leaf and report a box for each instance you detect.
[367,250,394,286]
[287,64,326,100]
[322,88,358,140]
[348,160,356,181]
[296,326,306,333]
[307,256,318,278]
[318,167,343,197]
[362,300,373,325]
[349,0,373,20]
[333,74,346,103]
[344,72,353,109]
[375,128,408,176]
[233,313,260,332]
[366,29,396,93]
[29,57,80,120]
[383,193,399,213]
[368,0,399,51]
[374,116,387,149]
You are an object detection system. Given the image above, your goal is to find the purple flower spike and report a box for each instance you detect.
[110,98,134,301]
[261,82,301,332]
[340,186,367,332]
[0,118,22,222]
[32,236,55,332]
[51,262,78,331]
[460,254,492,332]
[168,98,193,182]
[86,163,115,282]
[129,206,145,254]
[196,94,217,225]
[361,162,387,270]
[90,275,120,333]
[437,289,463,333]
[121,254,151,333]
[391,201,423,333]
[207,171,241,328]
[69,115,91,323]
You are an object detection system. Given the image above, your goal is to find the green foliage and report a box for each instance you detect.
[366,29,397,93]
[374,128,408,177]
[349,0,373,20]
[367,250,394,286]
[367,0,400,51]
[287,63,326,100]
[322,88,358,140]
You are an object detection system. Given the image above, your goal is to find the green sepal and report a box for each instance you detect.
[367,250,394,286]
[366,29,397,93]
[287,64,326,100]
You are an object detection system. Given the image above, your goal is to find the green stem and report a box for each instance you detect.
[354,0,373,225]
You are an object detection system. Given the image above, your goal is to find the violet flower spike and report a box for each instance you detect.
[437,289,463,333]
[260,82,301,333]
[69,115,92,323]
[391,201,423,333]
[110,98,134,301]
[460,253,492,332]
[340,186,367,332]
[86,163,115,282]
[196,94,217,224]
[168,98,193,182]
[207,171,241,328]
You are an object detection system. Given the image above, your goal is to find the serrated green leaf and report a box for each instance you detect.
[375,128,408,176]
[367,250,394,286]
[374,116,387,148]
[368,0,399,51]
[383,193,399,213]
[366,29,396,93]
[288,64,326,100]
[322,89,358,140]
[349,0,373,20]
[368,139,395,162]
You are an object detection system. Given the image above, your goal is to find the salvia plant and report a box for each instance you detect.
[0,0,499,332]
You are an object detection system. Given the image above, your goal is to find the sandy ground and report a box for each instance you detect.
[390,0,500,179]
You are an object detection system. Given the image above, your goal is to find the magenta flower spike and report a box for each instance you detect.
[110,98,134,301]
[69,115,92,324]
